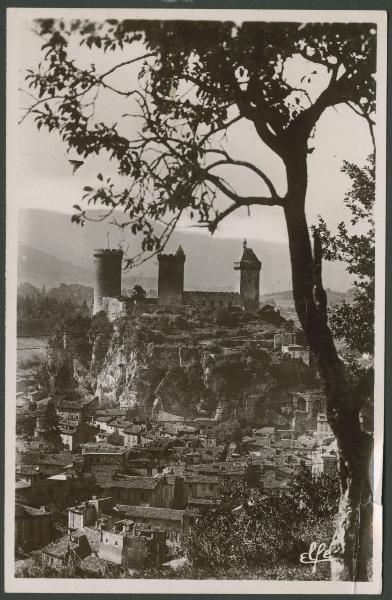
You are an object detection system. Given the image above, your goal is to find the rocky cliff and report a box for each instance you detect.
[89,305,324,426]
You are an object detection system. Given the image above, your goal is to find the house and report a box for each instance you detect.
[123,425,143,447]
[56,396,98,428]
[156,411,185,425]
[97,475,167,507]
[92,415,116,433]
[68,497,114,531]
[282,344,311,366]
[41,531,93,568]
[114,504,195,543]
[274,332,297,350]
[15,503,54,554]
[316,413,333,440]
[98,521,167,569]
[60,421,96,451]
[312,440,338,476]
[254,427,275,444]
[183,475,219,501]
[82,444,126,475]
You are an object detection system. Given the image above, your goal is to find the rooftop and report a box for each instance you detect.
[115,505,186,522]
[99,477,159,490]
[15,504,50,518]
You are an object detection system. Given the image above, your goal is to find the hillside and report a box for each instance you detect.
[18,245,93,288]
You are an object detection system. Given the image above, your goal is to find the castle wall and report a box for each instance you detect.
[182,291,242,308]
[103,298,127,322]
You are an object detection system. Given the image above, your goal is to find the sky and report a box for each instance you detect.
[13,17,374,246]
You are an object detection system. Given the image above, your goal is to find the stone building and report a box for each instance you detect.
[93,248,123,315]
[98,521,167,569]
[15,503,54,554]
[114,504,195,543]
[282,343,312,366]
[158,245,186,305]
[68,497,114,531]
[158,240,261,309]
[233,240,262,310]
[92,240,263,319]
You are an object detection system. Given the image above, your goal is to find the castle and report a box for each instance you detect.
[92,240,262,320]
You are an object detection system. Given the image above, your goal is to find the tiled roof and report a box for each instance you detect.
[99,477,159,490]
[184,475,219,484]
[157,411,185,423]
[15,504,50,517]
[115,504,185,522]
[123,425,143,435]
[79,554,106,573]
[82,444,125,454]
[96,409,127,417]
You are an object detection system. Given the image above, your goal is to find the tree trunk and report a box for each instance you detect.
[282,149,373,581]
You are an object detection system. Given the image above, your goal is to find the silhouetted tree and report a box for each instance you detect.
[130,284,147,301]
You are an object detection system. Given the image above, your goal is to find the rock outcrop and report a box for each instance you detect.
[87,306,323,424]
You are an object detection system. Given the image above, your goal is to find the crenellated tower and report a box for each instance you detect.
[158,246,185,305]
[93,248,123,314]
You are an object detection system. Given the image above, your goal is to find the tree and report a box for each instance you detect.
[289,462,340,518]
[313,156,375,579]
[22,19,377,580]
[184,474,338,579]
[315,155,375,356]
[130,284,147,301]
[42,399,62,451]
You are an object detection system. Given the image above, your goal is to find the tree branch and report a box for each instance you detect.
[204,172,284,210]
[204,152,279,198]
[347,102,375,151]
[99,52,157,80]
[200,113,242,143]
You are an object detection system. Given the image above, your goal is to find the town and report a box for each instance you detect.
[15,240,337,578]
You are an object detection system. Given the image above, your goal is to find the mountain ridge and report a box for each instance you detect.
[18,208,351,294]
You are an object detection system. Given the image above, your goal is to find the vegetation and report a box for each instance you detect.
[315,155,375,356]
[130,284,147,301]
[313,156,375,579]
[41,400,62,451]
[182,468,339,579]
[17,283,90,336]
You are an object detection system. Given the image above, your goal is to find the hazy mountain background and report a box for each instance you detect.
[18,208,351,295]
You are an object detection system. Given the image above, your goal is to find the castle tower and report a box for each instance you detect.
[158,246,185,305]
[234,239,261,311]
[93,248,123,314]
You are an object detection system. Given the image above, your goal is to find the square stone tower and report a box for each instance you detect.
[157,246,186,305]
[234,240,261,311]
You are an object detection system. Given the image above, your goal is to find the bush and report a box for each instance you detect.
[182,471,339,578]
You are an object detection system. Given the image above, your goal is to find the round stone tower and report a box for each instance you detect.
[234,239,261,311]
[93,248,123,315]
[158,246,185,305]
